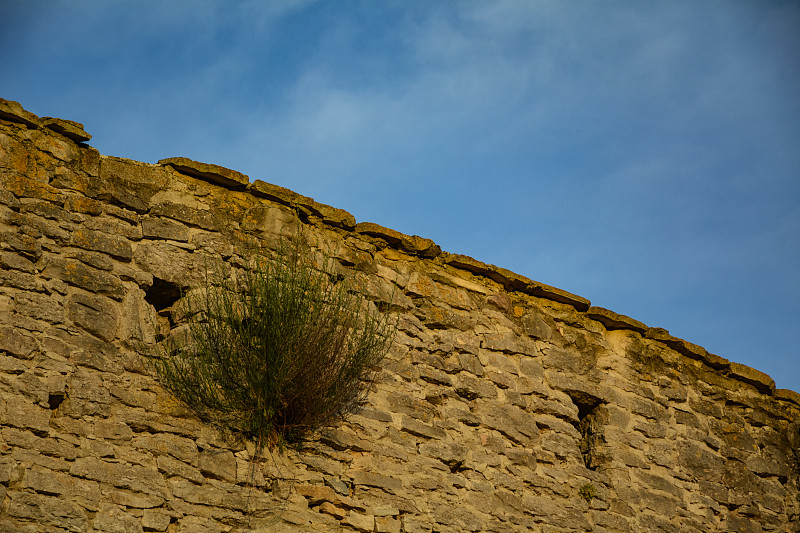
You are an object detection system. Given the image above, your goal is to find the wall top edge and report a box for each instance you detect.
[1,96,794,398]
[0,97,91,142]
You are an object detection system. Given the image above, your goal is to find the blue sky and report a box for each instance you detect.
[2,1,798,391]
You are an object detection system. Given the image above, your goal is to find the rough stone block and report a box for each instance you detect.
[384,392,437,422]
[586,306,647,333]
[142,509,171,531]
[67,291,119,341]
[453,372,498,401]
[406,271,474,310]
[356,222,439,257]
[2,396,51,435]
[0,251,35,273]
[476,402,539,446]
[160,157,249,189]
[5,491,89,532]
[0,326,37,358]
[198,448,237,483]
[42,257,125,300]
[296,484,338,505]
[0,98,40,127]
[141,216,190,242]
[727,362,776,394]
[400,416,446,440]
[342,511,375,532]
[320,427,374,452]
[41,117,91,143]
[97,156,169,213]
[351,470,402,492]
[72,227,133,261]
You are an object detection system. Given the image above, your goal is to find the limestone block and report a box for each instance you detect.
[93,419,133,441]
[384,391,437,422]
[92,504,142,533]
[141,509,171,531]
[0,250,35,273]
[198,448,237,483]
[406,271,474,310]
[98,156,171,213]
[72,227,134,260]
[132,241,206,287]
[0,229,41,260]
[677,440,725,481]
[319,427,374,453]
[69,456,166,496]
[351,470,402,493]
[727,362,776,394]
[1,174,61,203]
[342,511,375,532]
[150,201,218,231]
[42,257,125,300]
[157,455,204,484]
[167,477,226,507]
[586,306,647,333]
[141,215,190,242]
[41,116,91,143]
[0,325,37,358]
[415,301,475,331]
[418,441,468,470]
[453,372,497,400]
[296,483,339,505]
[160,156,249,189]
[475,402,539,446]
[13,290,65,324]
[356,222,439,258]
[1,396,51,435]
[5,491,89,532]
[107,488,164,510]
[0,98,40,128]
[400,416,446,440]
[80,213,142,241]
[175,515,225,533]
[67,290,120,342]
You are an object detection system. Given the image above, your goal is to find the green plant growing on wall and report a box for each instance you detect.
[579,483,596,503]
[153,237,395,451]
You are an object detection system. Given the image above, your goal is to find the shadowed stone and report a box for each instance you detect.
[160,157,249,189]
[41,117,91,143]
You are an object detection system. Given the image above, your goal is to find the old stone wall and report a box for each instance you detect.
[0,97,798,533]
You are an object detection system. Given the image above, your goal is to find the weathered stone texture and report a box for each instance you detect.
[1,99,798,532]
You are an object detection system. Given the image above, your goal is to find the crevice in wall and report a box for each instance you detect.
[145,277,184,341]
[48,392,65,410]
[145,277,183,312]
[567,391,605,471]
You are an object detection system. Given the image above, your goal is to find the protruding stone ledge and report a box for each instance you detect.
[645,326,733,370]
[355,222,441,258]
[249,179,356,230]
[0,100,93,143]
[526,280,590,311]
[249,179,308,207]
[645,327,710,361]
[442,253,590,311]
[586,306,647,333]
[41,117,92,143]
[727,362,776,395]
[159,157,250,189]
[775,388,800,407]
[0,98,40,128]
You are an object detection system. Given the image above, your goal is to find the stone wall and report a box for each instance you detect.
[0,97,798,533]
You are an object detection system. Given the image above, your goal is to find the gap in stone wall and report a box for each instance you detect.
[567,390,605,471]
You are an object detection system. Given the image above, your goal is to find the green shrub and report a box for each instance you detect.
[154,238,395,450]
[579,483,596,503]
